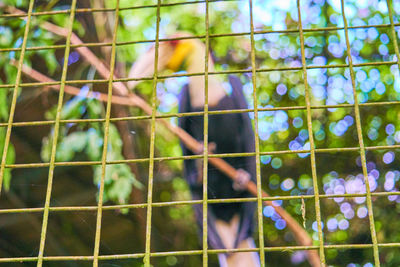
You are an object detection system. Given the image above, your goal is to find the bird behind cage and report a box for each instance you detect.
[128,33,260,267]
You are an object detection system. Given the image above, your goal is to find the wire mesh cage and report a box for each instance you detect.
[1,0,400,266]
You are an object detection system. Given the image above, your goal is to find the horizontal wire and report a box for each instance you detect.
[2,143,400,169]
[0,22,398,53]
[1,191,399,214]
[1,98,400,129]
[0,0,240,18]
[1,242,400,262]
[0,61,396,90]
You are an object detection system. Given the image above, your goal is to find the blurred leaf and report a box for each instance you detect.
[40,135,52,162]
[87,99,103,118]
[0,26,13,47]
[0,127,15,191]
[51,14,70,29]
[2,143,15,191]
[108,124,123,155]
[86,128,103,160]
[55,139,75,162]
[43,50,58,74]
[1,0,29,7]
[73,20,85,36]
[60,97,86,120]
[108,176,133,203]
[62,131,87,152]
[107,164,143,204]
[0,88,9,121]
[4,64,17,84]
[44,105,57,120]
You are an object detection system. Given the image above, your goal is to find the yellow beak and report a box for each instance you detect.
[166,40,194,72]
[128,39,194,89]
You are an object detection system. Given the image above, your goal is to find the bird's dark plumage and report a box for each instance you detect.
[178,75,256,250]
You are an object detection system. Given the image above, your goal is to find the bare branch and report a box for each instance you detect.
[11,59,143,108]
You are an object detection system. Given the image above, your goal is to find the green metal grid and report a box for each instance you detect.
[34,0,78,265]
[340,0,379,265]
[144,1,161,266]
[248,0,266,264]
[0,0,400,266]
[296,0,325,264]
[203,1,210,266]
[91,1,121,266]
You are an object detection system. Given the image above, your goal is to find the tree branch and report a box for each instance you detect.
[11,59,143,108]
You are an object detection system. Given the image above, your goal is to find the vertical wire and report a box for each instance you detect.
[340,0,380,265]
[248,0,265,265]
[92,1,120,266]
[36,0,78,266]
[296,0,325,265]
[387,0,400,69]
[0,0,35,194]
[143,0,162,266]
[203,0,210,266]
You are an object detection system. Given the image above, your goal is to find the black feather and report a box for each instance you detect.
[178,75,256,249]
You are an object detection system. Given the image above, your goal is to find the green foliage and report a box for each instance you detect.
[0,127,15,191]
[0,70,16,192]
[41,94,143,206]
[0,88,10,121]
[0,0,28,8]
